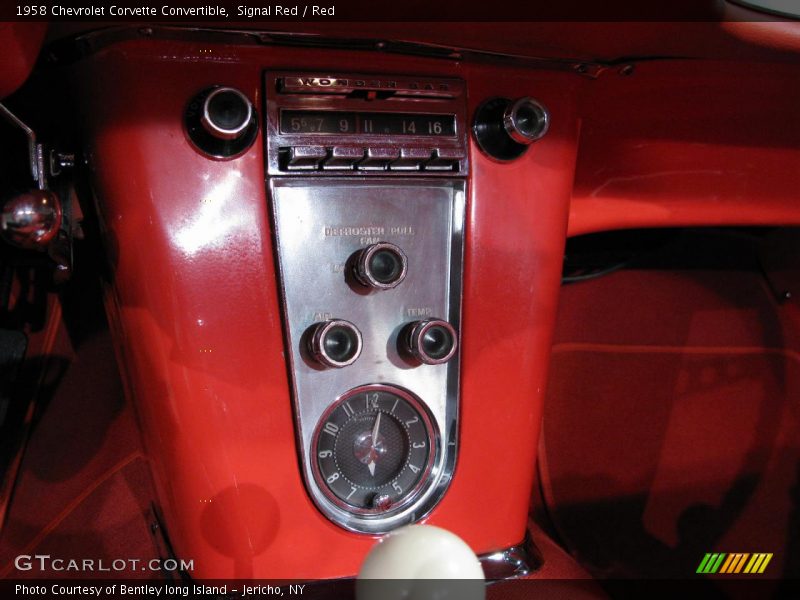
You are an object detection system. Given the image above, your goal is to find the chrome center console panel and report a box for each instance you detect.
[269,179,464,532]
[265,72,467,533]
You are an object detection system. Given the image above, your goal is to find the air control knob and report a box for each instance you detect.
[307,319,363,368]
[352,242,408,290]
[403,319,458,365]
[185,86,258,159]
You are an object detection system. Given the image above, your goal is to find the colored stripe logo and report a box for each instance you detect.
[697,553,773,574]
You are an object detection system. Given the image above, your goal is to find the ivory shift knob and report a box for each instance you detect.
[357,525,485,600]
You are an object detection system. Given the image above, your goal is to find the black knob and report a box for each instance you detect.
[404,319,458,365]
[185,86,258,159]
[307,319,363,368]
[353,242,408,290]
[473,96,549,162]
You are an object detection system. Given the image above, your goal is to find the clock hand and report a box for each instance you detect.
[368,412,382,478]
[371,411,382,448]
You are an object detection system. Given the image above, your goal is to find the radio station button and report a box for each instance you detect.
[286,146,327,170]
[389,148,433,171]
[323,147,365,170]
[425,148,463,171]
[357,148,400,171]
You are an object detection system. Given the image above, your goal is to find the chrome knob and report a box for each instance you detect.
[404,319,458,365]
[0,189,61,250]
[201,87,254,141]
[185,86,258,159]
[307,319,363,368]
[503,97,549,145]
[473,96,550,161]
[353,242,408,290]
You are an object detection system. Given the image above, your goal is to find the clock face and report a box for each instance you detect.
[312,385,437,515]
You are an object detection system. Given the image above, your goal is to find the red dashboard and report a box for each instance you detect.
[1,16,799,596]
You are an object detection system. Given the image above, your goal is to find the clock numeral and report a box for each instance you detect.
[318,450,332,458]
[409,464,421,474]
[365,392,379,410]
[347,486,357,500]
[323,422,339,436]
[392,481,403,494]
[412,441,426,449]
[405,416,419,427]
[327,472,340,483]
[342,401,355,418]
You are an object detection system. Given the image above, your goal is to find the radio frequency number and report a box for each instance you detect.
[280,110,456,137]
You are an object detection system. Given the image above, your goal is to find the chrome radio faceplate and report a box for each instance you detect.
[264,72,468,176]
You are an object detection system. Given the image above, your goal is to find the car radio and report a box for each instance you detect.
[264,72,468,175]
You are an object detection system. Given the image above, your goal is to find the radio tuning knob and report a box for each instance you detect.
[503,97,549,145]
[201,87,254,141]
[353,242,408,290]
[472,96,549,161]
[185,86,258,159]
[403,319,458,365]
[306,319,363,368]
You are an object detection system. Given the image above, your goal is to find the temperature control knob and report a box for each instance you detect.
[403,319,458,365]
[353,242,408,290]
[307,319,363,368]
[185,86,258,159]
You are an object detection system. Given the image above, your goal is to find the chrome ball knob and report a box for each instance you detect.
[1,189,61,250]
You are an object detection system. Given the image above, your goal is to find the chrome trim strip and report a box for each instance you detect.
[480,533,542,581]
[279,75,464,99]
[46,25,610,79]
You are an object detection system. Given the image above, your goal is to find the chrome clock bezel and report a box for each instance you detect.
[310,384,440,519]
